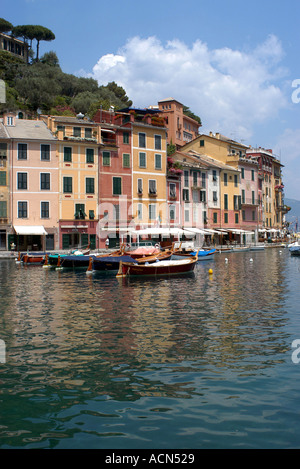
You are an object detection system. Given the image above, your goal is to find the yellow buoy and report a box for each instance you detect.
[208,268,213,275]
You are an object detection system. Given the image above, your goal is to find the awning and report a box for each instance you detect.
[14,225,48,235]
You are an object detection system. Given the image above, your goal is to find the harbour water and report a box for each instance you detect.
[0,248,300,449]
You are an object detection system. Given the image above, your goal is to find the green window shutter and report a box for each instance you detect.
[123,153,130,167]
[62,234,70,249]
[86,177,95,194]
[86,148,94,163]
[103,151,110,166]
[63,177,72,193]
[0,172,6,185]
[0,201,7,217]
[81,233,89,247]
[113,177,122,195]
[90,234,96,250]
[64,147,72,162]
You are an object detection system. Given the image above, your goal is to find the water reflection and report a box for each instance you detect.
[0,249,297,448]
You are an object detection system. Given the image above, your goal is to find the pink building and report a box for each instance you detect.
[239,157,260,235]
[4,114,58,251]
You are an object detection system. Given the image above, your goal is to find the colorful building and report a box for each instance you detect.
[3,113,58,251]
[41,114,101,250]
[157,97,200,148]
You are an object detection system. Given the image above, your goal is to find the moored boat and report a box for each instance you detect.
[88,255,138,273]
[289,242,300,256]
[21,252,47,265]
[172,248,215,261]
[116,256,198,278]
[232,246,250,252]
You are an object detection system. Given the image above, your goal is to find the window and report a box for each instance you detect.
[139,152,146,168]
[155,135,162,150]
[234,174,238,187]
[252,191,255,205]
[235,213,239,224]
[17,172,27,190]
[18,143,27,160]
[0,172,6,186]
[123,153,130,168]
[85,128,92,139]
[139,132,146,148]
[113,177,122,195]
[86,148,94,163]
[73,127,81,137]
[63,176,72,193]
[0,201,7,218]
[41,144,50,161]
[169,204,175,221]
[184,209,190,222]
[213,191,218,202]
[184,170,189,187]
[224,173,228,186]
[113,205,120,220]
[149,204,156,220]
[86,177,95,194]
[213,212,218,223]
[183,189,189,202]
[251,169,255,181]
[200,139,205,147]
[137,178,143,194]
[242,189,245,204]
[201,173,206,188]
[149,179,157,195]
[40,173,50,190]
[41,201,49,219]
[242,210,245,221]
[64,147,72,162]
[212,170,217,182]
[75,204,86,219]
[89,210,95,220]
[200,190,206,202]
[123,132,129,144]
[241,168,244,179]
[169,183,176,198]
[18,201,27,218]
[137,203,143,220]
[224,212,228,223]
[155,154,162,170]
[224,194,228,210]
[234,195,241,210]
[193,171,198,186]
[102,151,110,166]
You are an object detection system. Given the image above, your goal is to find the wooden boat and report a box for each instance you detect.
[172,248,215,261]
[136,249,173,264]
[87,255,138,273]
[250,245,265,251]
[116,255,198,278]
[22,252,47,265]
[125,246,160,259]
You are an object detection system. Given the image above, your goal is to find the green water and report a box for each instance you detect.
[0,248,300,449]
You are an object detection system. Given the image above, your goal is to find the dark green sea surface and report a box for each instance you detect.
[0,248,299,449]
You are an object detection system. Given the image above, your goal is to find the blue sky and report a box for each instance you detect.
[3,0,300,199]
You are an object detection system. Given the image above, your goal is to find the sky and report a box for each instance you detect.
[3,0,300,200]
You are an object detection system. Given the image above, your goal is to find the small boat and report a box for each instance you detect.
[21,252,47,265]
[250,245,265,251]
[232,246,250,252]
[125,246,160,259]
[116,255,198,278]
[289,242,300,256]
[136,249,173,264]
[88,255,138,273]
[172,248,215,261]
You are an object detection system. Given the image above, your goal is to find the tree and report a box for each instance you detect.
[106,81,132,107]
[40,51,60,67]
[182,105,202,126]
[32,26,55,61]
[0,18,13,34]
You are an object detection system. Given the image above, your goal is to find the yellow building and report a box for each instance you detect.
[128,110,167,228]
[42,114,102,249]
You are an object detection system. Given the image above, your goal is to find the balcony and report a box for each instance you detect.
[241,198,260,206]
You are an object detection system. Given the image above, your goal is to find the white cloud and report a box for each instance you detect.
[274,128,300,199]
[85,35,288,142]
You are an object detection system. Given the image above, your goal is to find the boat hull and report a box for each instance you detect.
[117,258,197,277]
[290,246,300,256]
[172,249,215,260]
[92,255,137,271]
